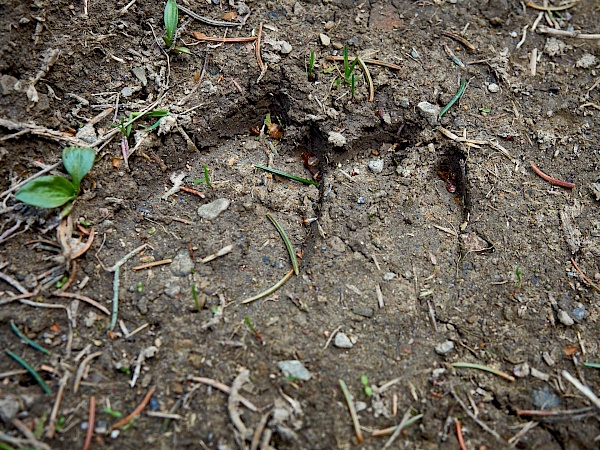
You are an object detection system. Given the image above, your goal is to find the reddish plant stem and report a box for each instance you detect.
[255,22,265,73]
[180,186,206,198]
[111,386,156,430]
[530,162,575,188]
[82,396,95,450]
[456,419,468,450]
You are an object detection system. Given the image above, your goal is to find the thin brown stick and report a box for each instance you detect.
[537,26,600,39]
[180,186,206,198]
[188,376,259,411]
[338,379,363,443]
[526,1,578,11]
[111,386,156,430]
[53,292,110,315]
[517,407,594,417]
[441,31,476,51]
[450,386,504,442]
[132,259,173,271]
[530,162,575,188]
[0,118,90,147]
[228,370,251,440]
[11,418,51,450]
[192,32,257,43]
[250,412,270,450]
[456,419,468,450]
[74,352,103,393]
[47,371,71,439]
[570,257,600,294]
[325,55,402,70]
[82,396,95,450]
[255,22,266,75]
[56,260,77,293]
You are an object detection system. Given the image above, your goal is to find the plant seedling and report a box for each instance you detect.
[112,109,169,165]
[163,0,190,54]
[360,375,373,397]
[191,283,201,312]
[244,316,262,340]
[343,45,359,84]
[307,51,316,81]
[103,406,123,418]
[191,164,212,188]
[14,146,95,215]
[515,266,522,284]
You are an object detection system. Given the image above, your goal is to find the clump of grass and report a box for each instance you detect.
[343,45,359,84]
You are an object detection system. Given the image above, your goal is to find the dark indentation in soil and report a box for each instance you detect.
[437,146,470,219]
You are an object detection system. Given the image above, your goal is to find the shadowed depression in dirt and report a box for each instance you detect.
[1,0,600,448]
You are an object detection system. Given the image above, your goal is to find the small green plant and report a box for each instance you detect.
[343,45,359,84]
[113,109,169,166]
[163,0,190,53]
[103,406,123,418]
[191,164,212,188]
[55,416,66,432]
[244,316,262,340]
[307,51,316,81]
[15,147,95,214]
[515,266,522,284]
[137,282,143,293]
[351,73,356,98]
[56,276,68,288]
[361,375,373,397]
[191,283,201,312]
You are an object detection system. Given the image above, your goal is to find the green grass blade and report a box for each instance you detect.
[255,164,318,186]
[10,321,50,355]
[242,269,294,304]
[5,350,51,394]
[583,362,600,369]
[266,213,299,276]
[439,79,467,118]
[164,0,178,43]
[452,361,515,382]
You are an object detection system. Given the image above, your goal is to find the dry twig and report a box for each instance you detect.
[111,386,157,430]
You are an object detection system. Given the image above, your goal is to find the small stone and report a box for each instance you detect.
[328,131,346,147]
[368,159,384,174]
[75,123,97,144]
[532,386,559,409]
[164,282,181,297]
[110,430,120,439]
[198,198,231,220]
[170,249,195,276]
[332,42,344,50]
[0,75,19,95]
[324,21,335,30]
[557,310,574,326]
[352,307,374,318]
[0,394,20,422]
[121,86,134,98]
[131,67,147,86]
[513,362,530,378]
[399,98,410,108]
[383,272,397,281]
[334,332,353,348]
[319,33,331,46]
[576,54,596,69]
[280,41,292,54]
[277,360,312,381]
[354,401,368,412]
[329,236,346,253]
[434,340,454,355]
[487,83,499,93]
[417,101,441,126]
[530,367,550,381]
[293,2,305,15]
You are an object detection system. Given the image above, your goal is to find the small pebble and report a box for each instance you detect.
[110,430,120,439]
[319,33,331,46]
[198,198,231,220]
[328,131,346,147]
[280,41,292,54]
[150,397,160,411]
[277,360,312,381]
[334,332,353,349]
[434,340,454,355]
[383,272,397,281]
[324,21,335,30]
[557,310,574,326]
[487,83,499,93]
[357,197,365,204]
[368,159,384,174]
[513,362,530,378]
[417,101,441,126]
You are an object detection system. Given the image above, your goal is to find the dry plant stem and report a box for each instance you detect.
[228,370,251,440]
[11,418,51,450]
[320,325,342,354]
[382,408,412,449]
[53,292,110,315]
[526,1,579,11]
[441,30,476,50]
[450,386,504,442]
[82,396,95,450]
[189,376,259,411]
[193,33,257,43]
[530,162,575,188]
[338,379,364,443]
[452,362,515,382]
[0,118,90,147]
[325,55,402,70]
[74,352,103,394]
[0,271,29,294]
[111,386,156,430]
[255,22,266,74]
[178,4,239,27]
[0,429,48,449]
[536,27,600,39]
[180,186,206,198]
[517,406,594,417]
[356,57,374,102]
[570,257,600,294]
[47,371,71,439]
[241,269,294,304]
[132,259,173,271]
[561,370,600,410]
[250,412,270,450]
[456,419,468,450]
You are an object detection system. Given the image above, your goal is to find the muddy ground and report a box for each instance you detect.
[1,0,600,448]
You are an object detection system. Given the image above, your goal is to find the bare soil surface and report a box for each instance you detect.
[1,0,600,448]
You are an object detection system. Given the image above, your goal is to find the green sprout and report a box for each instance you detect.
[351,73,356,98]
[163,0,190,53]
[137,282,143,293]
[360,375,373,397]
[103,406,123,418]
[55,417,66,432]
[191,164,212,188]
[191,283,201,312]
[307,51,316,81]
[244,316,262,340]
[14,147,96,216]
[343,45,359,84]
[56,276,69,288]
[515,266,522,284]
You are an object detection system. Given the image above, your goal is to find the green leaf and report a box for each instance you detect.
[164,0,178,43]
[62,147,95,189]
[173,46,191,54]
[14,176,77,208]
[145,109,169,117]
